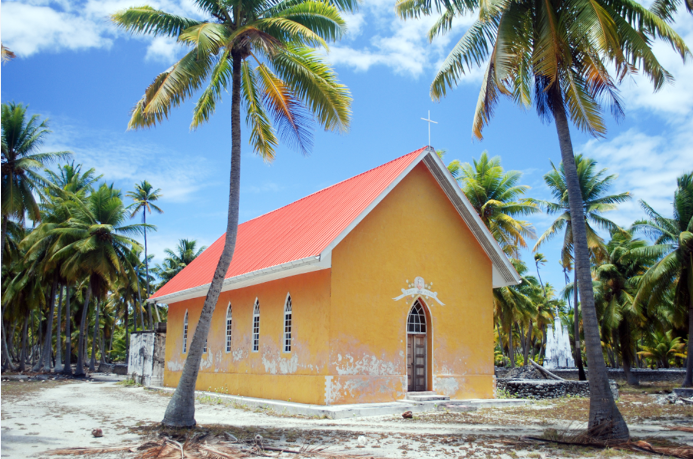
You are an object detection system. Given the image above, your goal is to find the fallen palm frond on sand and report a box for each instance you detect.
[46,430,385,459]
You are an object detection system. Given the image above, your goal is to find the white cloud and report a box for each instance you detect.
[326,4,475,77]
[1,0,203,58]
[618,10,693,121]
[579,118,693,227]
[41,119,214,203]
[2,2,112,56]
[145,37,184,64]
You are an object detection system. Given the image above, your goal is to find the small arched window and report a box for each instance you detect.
[225,303,233,352]
[407,301,427,334]
[182,310,189,353]
[252,299,260,352]
[283,294,292,353]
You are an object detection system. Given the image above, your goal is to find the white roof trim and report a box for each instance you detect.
[153,147,519,303]
[148,255,327,304]
[420,150,521,287]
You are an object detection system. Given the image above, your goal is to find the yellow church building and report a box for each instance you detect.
[149,146,520,405]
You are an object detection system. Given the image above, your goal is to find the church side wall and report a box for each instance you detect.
[163,269,331,405]
[328,163,495,404]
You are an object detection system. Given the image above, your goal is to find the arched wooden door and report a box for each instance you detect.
[406,300,427,392]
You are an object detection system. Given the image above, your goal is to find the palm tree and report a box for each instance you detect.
[111,0,354,427]
[51,183,144,375]
[637,330,686,368]
[153,239,206,289]
[396,0,689,439]
[633,172,693,386]
[458,152,539,258]
[593,231,656,384]
[127,180,163,329]
[1,102,71,257]
[535,156,631,381]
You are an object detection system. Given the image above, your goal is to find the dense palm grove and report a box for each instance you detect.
[0,102,208,375]
[439,150,692,388]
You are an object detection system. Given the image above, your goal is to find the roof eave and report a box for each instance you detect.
[148,255,326,304]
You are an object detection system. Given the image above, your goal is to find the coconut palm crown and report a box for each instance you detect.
[111,0,353,156]
[459,152,539,257]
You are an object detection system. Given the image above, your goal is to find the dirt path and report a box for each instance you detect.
[2,378,692,458]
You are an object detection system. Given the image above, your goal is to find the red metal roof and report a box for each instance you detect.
[151,147,427,300]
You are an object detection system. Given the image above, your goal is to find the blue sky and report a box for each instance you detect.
[2,0,692,292]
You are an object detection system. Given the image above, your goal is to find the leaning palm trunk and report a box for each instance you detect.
[144,213,154,330]
[89,299,100,371]
[37,276,59,371]
[75,281,92,377]
[162,53,243,427]
[550,86,628,440]
[55,285,64,372]
[62,285,73,375]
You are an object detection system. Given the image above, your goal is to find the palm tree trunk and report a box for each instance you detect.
[136,287,146,331]
[125,301,130,365]
[75,281,92,377]
[144,213,154,330]
[550,85,629,440]
[55,285,64,372]
[2,311,16,371]
[19,315,29,372]
[89,299,100,371]
[37,276,59,371]
[508,322,515,368]
[62,285,73,376]
[525,320,533,365]
[574,269,586,380]
[1,214,7,267]
[617,320,638,385]
[162,50,243,428]
[683,256,692,387]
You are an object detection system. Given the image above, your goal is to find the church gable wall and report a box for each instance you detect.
[163,268,331,404]
[328,162,495,404]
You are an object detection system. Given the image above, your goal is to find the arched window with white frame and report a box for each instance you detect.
[252,299,260,352]
[182,310,189,354]
[225,303,233,352]
[283,294,292,353]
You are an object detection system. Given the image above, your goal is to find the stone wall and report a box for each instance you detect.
[496,378,619,400]
[495,367,685,383]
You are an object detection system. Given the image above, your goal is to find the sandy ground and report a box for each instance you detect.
[2,376,692,459]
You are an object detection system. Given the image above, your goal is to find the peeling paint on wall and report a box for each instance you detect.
[200,347,214,370]
[324,376,341,404]
[434,376,460,397]
[333,353,399,376]
[167,359,184,372]
[279,353,299,374]
[262,352,278,375]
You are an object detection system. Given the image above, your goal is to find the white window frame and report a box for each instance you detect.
[407,301,427,334]
[252,299,260,352]
[225,302,233,353]
[283,293,292,353]
[182,310,189,354]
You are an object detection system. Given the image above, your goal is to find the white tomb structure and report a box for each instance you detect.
[543,311,575,369]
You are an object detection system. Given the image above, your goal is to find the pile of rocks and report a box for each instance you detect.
[503,366,546,380]
[497,378,619,400]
